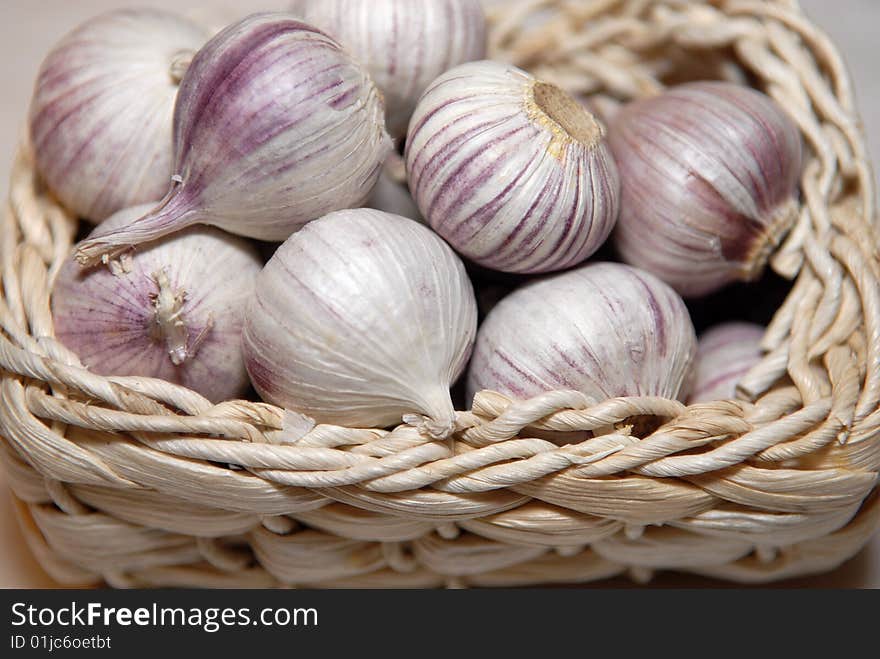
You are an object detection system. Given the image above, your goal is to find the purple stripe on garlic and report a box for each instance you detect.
[52,204,262,403]
[689,322,765,404]
[290,0,487,137]
[405,60,619,274]
[29,9,209,223]
[75,13,392,266]
[466,262,697,405]
[242,208,477,439]
[610,81,803,298]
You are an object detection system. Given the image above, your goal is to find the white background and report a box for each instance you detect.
[0,0,877,587]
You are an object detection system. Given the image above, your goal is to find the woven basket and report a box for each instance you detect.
[2,0,879,588]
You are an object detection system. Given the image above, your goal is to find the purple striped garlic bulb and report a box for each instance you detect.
[467,262,697,404]
[52,204,262,403]
[610,81,803,298]
[290,0,487,137]
[242,208,477,439]
[405,60,620,274]
[29,9,209,223]
[689,322,765,404]
[76,13,392,266]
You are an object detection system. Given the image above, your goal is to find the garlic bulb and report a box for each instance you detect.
[610,81,803,297]
[76,13,392,266]
[467,262,697,404]
[365,162,424,223]
[406,60,619,274]
[29,9,209,223]
[242,208,477,438]
[689,322,764,404]
[290,0,487,137]
[52,204,262,403]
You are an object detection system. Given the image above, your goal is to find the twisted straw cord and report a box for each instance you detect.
[755,346,860,461]
[24,387,267,443]
[464,390,686,438]
[0,379,134,487]
[8,145,54,264]
[830,235,880,420]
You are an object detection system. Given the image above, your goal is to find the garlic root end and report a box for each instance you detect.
[150,268,194,367]
[169,49,195,84]
[403,413,457,441]
[741,196,800,282]
[75,192,198,268]
[75,241,134,268]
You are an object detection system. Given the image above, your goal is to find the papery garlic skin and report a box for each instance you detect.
[689,322,764,404]
[467,262,697,404]
[29,9,209,223]
[291,0,486,137]
[406,60,619,274]
[365,159,424,224]
[610,81,803,298]
[242,209,477,438]
[76,13,392,265]
[52,204,262,403]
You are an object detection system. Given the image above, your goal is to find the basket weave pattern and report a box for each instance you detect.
[1,0,879,587]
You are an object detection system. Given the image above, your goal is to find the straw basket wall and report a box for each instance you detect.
[1,0,879,588]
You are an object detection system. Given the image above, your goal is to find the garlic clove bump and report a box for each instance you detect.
[29,9,210,223]
[406,60,620,274]
[242,208,478,438]
[290,0,487,138]
[689,322,765,404]
[609,81,803,297]
[467,262,697,405]
[52,204,263,403]
[75,13,392,266]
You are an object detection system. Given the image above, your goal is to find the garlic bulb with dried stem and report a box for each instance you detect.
[610,81,803,297]
[29,9,209,223]
[467,262,697,404]
[243,208,477,438]
[406,60,619,274]
[290,0,487,137]
[76,13,391,266]
[689,322,765,404]
[52,204,262,403]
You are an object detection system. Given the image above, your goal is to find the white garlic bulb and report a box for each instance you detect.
[290,0,487,137]
[467,262,697,404]
[365,159,424,223]
[689,322,765,404]
[610,81,803,297]
[29,9,209,223]
[75,13,392,266]
[406,60,620,274]
[52,204,262,403]
[242,208,477,438]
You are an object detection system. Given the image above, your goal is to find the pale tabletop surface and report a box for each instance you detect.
[1,0,878,589]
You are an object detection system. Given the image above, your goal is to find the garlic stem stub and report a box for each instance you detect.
[405,60,620,274]
[76,12,392,266]
[52,204,262,403]
[29,9,209,223]
[689,322,765,404]
[290,0,487,137]
[467,262,697,405]
[242,208,477,439]
[610,81,803,298]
